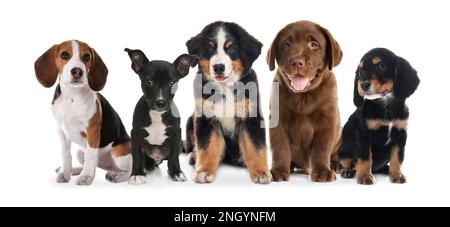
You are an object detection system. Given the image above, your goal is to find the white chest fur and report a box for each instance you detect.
[144,110,168,145]
[52,86,97,147]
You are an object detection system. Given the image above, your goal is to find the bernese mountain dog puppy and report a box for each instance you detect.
[339,48,420,185]
[183,21,271,184]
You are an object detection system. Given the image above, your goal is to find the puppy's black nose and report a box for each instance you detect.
[361,81,371,91]
[213,64,225,74]
[71,67,83,79]
[155,100,169,110]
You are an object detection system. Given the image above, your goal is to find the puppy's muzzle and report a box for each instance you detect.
[360,81,371,91]
[154,99,170,112]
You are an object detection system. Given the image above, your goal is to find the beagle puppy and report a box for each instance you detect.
[34,40,132,185]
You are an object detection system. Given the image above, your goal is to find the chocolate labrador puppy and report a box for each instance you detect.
[267,20,343,182]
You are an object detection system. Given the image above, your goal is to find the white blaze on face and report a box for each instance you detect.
[209,28,233,80]
[60,40,88,86]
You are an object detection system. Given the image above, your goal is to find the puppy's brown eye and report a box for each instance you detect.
[309,41,319,50]
[60,51,70,60]
[169,81,175,87]
[83,54,91,62]
[225,41,233,49]
[376,64,386,72]
[285,41,291,48]
[148,80,153,86]
[208,41,215,49]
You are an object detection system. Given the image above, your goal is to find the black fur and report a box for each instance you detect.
[125,48,198,180]
[339,48,419,181]
[184,22,266,167]
[97,93,130,148]
[187,21,262,74]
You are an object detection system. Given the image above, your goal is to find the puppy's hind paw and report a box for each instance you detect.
[76,175,94,186]
[390,174,406,184]
[106,171,131,183]
[128,175,146,185]
[341,169,355,179]
[270,169,290,182]
[170,172,187,182]
[56,172,71,183]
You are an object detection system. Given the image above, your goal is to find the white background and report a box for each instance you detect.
[0,0,448,207]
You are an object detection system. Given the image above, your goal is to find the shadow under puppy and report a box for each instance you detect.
[339,48,420,185]
[125,48,198,184]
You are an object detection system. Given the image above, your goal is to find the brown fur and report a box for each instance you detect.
[393,119,408,130]
[86,99,102,149]
[195,128,225,176]
[369,79,393,94]
[267,21,342,182]
[366,119,390,130]
[357,80,364,97]
[341,158,352,172]
[111,142,132,157]
[232,59,244,78]
[35,41,72,87]
[358,61,364,68]
[355,156,375,185]
[239,132,269,180]
[34,40,108,91]
[389,145,406,183]
[372,57,382,65]
[199,58,211,77]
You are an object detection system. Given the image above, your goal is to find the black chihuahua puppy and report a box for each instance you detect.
[339,48,420,185]
[125,48,198,184]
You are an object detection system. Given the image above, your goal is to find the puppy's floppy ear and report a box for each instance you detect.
[267,29,282,71]
[353,74,364,107]
[34,45,58,88]
[319,26,343,71]
[227,22,262,73]
[88,48,108,91]
[394,56,420,100]
[173,54,199,78]
[124,48,149,74]
[186,30,206,56]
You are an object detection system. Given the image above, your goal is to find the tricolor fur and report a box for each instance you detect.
[183,21,271,184]
[34,40,131,185]
[339,48,420,185]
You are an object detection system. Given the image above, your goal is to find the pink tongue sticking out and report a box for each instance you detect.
[291,75,310,91]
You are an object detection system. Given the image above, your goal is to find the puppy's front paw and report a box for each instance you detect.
[194,171,215,184]
[170,172,187,182]
[76,175,94,186]
[128,175,146,185]
[390,174,406,184]
[341,169,355,179]
[106,171,131,183]
[270,169,289,182]
[310,169,336,182]
[357,174,375,185]
[251,172,272,184]
[56,171,71,183]
[187,152,196,166]
[331,161,341,174]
